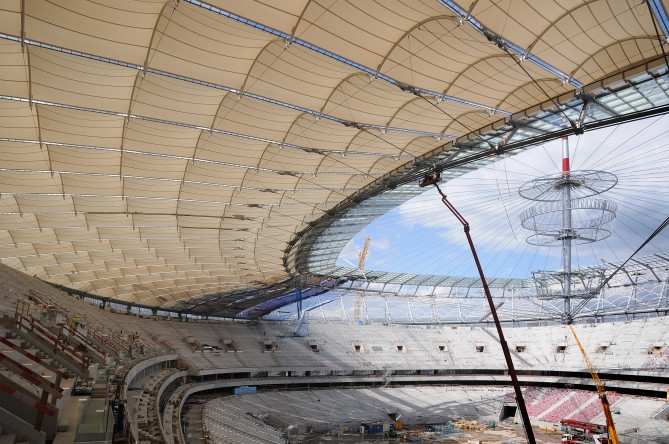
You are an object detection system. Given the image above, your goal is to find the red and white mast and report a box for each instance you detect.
[561,135,573,312]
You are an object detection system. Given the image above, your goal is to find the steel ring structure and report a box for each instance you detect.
[518,170,618,202]
[519,197,617,245]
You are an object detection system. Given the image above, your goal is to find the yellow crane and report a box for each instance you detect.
[357,236,371,269]
[353,236,371,322]
[569,324,619,444]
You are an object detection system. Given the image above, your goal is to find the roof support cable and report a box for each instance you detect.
[342,120,416,163]
[397,83,494,156]
[571,215,669,319]
[491,33,580,134]
[647,0,669,75]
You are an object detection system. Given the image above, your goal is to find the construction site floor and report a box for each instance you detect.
[297,424,563,443]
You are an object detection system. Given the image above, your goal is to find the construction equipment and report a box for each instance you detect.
[353,236,371,322]
[560,419,605,435]
[420,172,536,444]
[569,324,619,444]
[357,236,371,269]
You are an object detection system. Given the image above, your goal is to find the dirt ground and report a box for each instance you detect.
[298,422,563,443]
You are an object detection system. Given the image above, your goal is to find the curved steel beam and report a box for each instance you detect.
[382,96,423,134]
[494,77,563,112]
[287,0,315,47]
[392,134,432,161]
[442,53,511,97]
[374,15,458,79]
[123,1,174,213]
[438,109,491,140]
[238,38,286,97]
[176,89,235,215]
[568,36,659,80]
[524,0,598,57]
[317,72,371,119]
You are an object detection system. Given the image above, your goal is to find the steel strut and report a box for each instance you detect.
[421,173,536,444]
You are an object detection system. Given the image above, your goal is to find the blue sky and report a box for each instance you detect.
[337,114,669,280]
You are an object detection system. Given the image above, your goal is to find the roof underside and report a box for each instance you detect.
[1,0,669,317]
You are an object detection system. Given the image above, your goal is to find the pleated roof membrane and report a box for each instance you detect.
[1,0,669,317]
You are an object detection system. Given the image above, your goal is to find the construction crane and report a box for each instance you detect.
[357,236,371,269]
[569,324,619,444]
[353,236,371,322]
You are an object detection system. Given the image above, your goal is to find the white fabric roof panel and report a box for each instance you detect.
[131,74,227,127]
[190,142,267,170]
[243,40,361,112]
[124,120,200,156]
[121,152,188,180]
[376,18,498,91]
[0,41,28,97]
[579,38,661,82]
[282,115,358,149]
[35,213,86,229]
[29,47,136,113]
[59,176,122,200]
[25,0,164,66]
[320,76,412,126]
[0,142,48,169]
[385,99,468,134]
[211,97,303,144]
[499,81,567,113]
[69,195,127,214]
[289,1,445,70]
[147,4,270,88]
[529,2,661,82]
[446,57,569,109]
[0,0,667,316]
[0,2,21,37]
[173,200,229,218]
[1,173,59,195]
[53,228,99,242]
[33,241,75,257]
[49,145,121,176]
[0,102,39,141]
[37,106,124,148]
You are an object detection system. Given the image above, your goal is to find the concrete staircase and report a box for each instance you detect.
[0,425,29,444]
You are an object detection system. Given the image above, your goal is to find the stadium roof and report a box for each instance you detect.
[1,0,669,318]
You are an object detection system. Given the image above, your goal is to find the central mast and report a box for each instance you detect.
[561,135,573,314]
[519,137,617,322]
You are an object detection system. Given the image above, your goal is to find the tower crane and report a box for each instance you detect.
[353,236,371,322]
[357,236,371,269]
[569,324,619,444]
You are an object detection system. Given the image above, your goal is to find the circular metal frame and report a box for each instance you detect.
[520,198,617,245]
[519,170,618,202]
[532,268,606,300]
[524,227,613,246]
